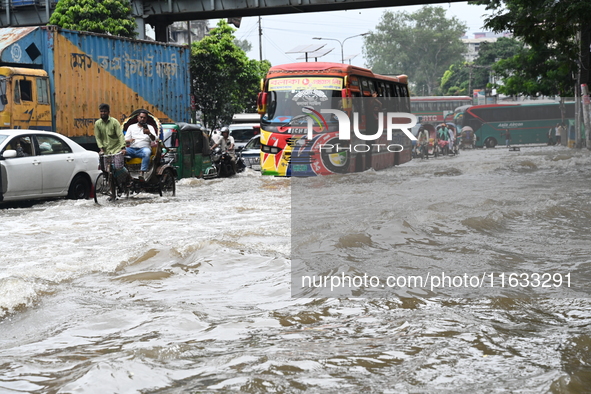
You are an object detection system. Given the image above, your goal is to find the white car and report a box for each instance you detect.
[0,130,100,203]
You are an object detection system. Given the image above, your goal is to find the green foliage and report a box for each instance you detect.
[470,0,587,95]
[472,0,590,49]
[364,6,467,95]
[440,37,523,96]
[49,0,137,38]
[234,39,252,53]
[191,20,270,129]
[492,44,574,96]
[439,64,470,95]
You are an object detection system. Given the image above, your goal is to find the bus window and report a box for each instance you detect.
[378,82,386,97]
[387,84,395,97]
[401,85,409,97]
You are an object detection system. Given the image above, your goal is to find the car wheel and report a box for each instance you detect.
[68,174,91,199]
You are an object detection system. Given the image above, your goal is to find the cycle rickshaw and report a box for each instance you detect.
[94,109,177,204]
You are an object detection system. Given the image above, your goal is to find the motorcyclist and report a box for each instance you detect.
[211,127,237,174]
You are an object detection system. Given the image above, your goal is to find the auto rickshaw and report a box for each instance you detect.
[160,121,216,179]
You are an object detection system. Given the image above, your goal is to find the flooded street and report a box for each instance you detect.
[1,146,591,393]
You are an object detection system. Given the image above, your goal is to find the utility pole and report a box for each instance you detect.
[258,16,263,62]
[468,66,472,99]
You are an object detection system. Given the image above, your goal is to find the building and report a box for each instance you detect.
[461,32,512,63]
[168,20,209,45]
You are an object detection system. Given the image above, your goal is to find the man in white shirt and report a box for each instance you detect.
[211,127,237,173]
[212,127,235,153]
[125,110,158,179]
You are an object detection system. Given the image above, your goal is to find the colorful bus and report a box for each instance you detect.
[256,62,413,176]
[457,102,574,148]
[411,96,472,125]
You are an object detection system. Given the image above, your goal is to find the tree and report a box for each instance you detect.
[471,0,590,92]
[491,44,574,97]
[190,20,270,129]
[234,39,252,53]
[49,0,137,38]
[471,0,591,146]
[440,37,523,96]
[364,6,467,95]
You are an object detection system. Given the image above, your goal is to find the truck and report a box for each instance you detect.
[0,26,191,149]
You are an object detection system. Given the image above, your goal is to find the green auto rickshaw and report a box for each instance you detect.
[161,122,216,179]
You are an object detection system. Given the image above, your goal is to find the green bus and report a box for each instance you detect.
[457,102,574,148]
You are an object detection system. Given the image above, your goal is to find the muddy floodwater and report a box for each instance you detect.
[1,146,591,393]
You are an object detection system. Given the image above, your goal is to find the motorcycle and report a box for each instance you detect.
[210,147,246,177]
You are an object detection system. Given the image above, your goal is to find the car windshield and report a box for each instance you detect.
[244,136,260,150]
[231,127,258,142]
[0,135,8,145]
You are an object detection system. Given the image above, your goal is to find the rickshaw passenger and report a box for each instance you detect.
[125,110,158,179]
[437,125,449,141]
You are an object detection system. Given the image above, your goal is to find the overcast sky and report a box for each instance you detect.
[211,1,493,68]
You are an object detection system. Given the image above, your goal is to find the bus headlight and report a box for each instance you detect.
[261,145,281,154]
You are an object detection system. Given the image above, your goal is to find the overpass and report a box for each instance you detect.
[1,0,460,41]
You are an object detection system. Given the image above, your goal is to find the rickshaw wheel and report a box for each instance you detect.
[160,168,176,197]
[94,173,116,204]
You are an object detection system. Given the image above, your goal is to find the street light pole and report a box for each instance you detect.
[313,32,369,64]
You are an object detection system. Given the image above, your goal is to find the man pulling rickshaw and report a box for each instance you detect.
[415,126,430,159]
[94,107,177,204]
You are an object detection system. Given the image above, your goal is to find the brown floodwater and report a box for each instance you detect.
[1,146,590,393]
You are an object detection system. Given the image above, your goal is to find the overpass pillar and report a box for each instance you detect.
[131,0,146,39]
[135,16,146,40]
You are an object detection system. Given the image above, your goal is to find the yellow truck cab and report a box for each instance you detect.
[0,67,51,131]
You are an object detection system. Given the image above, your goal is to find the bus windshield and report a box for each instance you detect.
[266,89,343,120]
[264,76,344,121]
